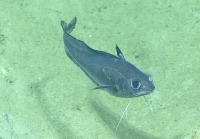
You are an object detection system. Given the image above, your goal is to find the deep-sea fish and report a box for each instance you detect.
[61,17,155,98]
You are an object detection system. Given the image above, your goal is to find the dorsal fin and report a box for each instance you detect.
[116,45,125,60]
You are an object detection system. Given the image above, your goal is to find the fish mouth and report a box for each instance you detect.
[134,90,153,97]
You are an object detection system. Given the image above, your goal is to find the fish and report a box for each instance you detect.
[60,17,155,98]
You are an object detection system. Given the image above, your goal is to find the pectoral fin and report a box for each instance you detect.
[92,85,116,90]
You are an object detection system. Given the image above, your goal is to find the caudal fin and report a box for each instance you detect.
[61,17,77,34]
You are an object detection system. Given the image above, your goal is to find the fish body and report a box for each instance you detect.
[61,17,155,98]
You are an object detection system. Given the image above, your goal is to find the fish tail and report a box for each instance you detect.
[61,17,77,34]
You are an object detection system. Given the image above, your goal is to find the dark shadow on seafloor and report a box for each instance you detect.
[91,99,161,139]
[29,76,79,139]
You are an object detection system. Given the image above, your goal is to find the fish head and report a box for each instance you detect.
[116,72,155,98]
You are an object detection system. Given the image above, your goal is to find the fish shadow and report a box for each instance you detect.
[91,100,160,139]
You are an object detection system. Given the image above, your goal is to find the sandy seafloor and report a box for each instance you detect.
[0,0,200,139]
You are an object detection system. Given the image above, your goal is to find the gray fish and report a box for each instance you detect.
[61,17,155,98]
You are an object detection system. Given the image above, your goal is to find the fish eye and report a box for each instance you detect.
[131,79,141,89]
